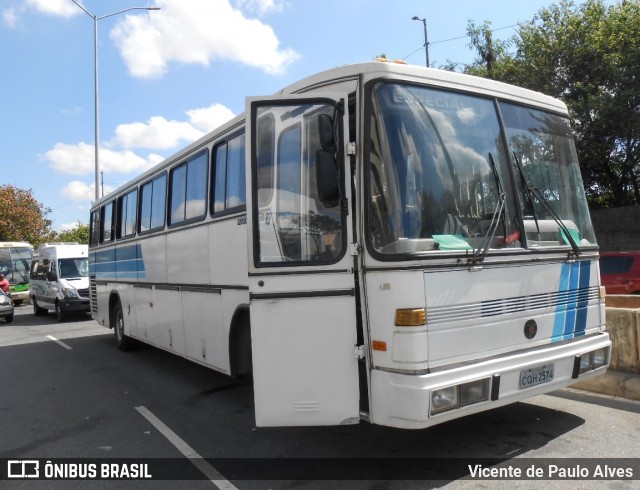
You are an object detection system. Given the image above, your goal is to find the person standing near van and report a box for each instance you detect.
[0,274,9,294]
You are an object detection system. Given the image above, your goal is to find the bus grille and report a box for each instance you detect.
[89,278,98,314]
[427,286,600,325]
[77,288,90,299]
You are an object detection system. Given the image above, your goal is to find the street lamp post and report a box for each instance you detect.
[71,1,160,200]
[412,16,429,68]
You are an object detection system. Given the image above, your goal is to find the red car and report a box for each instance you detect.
[599,251,640,295]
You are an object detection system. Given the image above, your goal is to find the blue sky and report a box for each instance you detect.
[0,0,605,231]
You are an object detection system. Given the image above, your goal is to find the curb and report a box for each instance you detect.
[571,370,640,401]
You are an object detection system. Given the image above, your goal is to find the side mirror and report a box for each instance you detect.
[316,150,340,207]
[318,114,336,153]
[315,113,340,207]
[47,271,57,282]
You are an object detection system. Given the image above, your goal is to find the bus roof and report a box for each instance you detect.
[279,61,567,114]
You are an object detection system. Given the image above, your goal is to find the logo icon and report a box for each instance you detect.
[524,319,538,339]
[7,460,40,479]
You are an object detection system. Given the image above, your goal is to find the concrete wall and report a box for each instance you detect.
[603,308,640,373]
[571,297,640,399]
[591,206,640,252]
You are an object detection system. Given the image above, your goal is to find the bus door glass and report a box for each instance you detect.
[246,94,360,427]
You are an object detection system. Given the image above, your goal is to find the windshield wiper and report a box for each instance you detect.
[472,192,505,265]
[512,152,540,234]
[512,152,580,257]
[471,153,505,265]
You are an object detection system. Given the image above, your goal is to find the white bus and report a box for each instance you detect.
[89,61,611,429]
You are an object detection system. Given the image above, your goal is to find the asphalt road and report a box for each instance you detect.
[1,305,639,489]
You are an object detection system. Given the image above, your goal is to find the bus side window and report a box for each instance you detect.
[101,201,115,243]
[117,188,138,239]
[212,133,246,216]
[139,173,167,234]
[169,151,208,226]
[256,115,275,208]
[212,143,227,214]
[90,209,101,246]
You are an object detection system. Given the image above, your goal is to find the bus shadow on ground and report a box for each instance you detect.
[104,338,587,485]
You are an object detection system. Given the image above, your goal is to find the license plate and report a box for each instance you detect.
[519,364,554,388]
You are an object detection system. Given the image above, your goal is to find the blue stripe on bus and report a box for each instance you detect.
[563,262,580,340]
[552,261,592,342]
[574,261,591,337]
[552,262,571,341]
[90,244,146,280]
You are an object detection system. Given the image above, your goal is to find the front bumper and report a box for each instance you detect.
[370,332,611,429]
[60,297,90,313]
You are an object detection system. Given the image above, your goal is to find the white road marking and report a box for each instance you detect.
[135,406,238,489]
[46,335,73,350]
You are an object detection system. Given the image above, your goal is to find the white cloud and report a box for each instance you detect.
[61,181,94,201]
[110,103,235,150]
[110,0,299,78]
[45,142,160,176]
[44,101,234,179]
[112,117,204,150]
[26,0,81,18]
[2,7,19,28]
[235,0,285,15]
[187,103,236,133]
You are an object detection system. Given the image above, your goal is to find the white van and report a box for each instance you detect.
[30,243,90,321]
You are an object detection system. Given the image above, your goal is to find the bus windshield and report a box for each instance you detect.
[0,246,32,285]
[366,81,596,257]
[500,101,596,249]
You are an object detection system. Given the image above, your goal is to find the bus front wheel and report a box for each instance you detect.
[112,300,134,351]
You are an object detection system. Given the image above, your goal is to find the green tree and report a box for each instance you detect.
[0,184,54,246]
[55,222,89,244]
[463,0,640,208]
[465,20,515,80]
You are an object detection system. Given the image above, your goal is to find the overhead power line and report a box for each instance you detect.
[403,22,521,61]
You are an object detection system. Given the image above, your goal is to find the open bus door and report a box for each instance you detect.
[246,94,360,427]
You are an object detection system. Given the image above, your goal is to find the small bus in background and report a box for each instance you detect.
[30,242,90,321]
[89,61,611,429]
[0,241,33,305]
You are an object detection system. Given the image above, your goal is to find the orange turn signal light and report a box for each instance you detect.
[394,308,426,326]
[372,340,387,351]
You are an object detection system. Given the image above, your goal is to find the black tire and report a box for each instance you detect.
[55,301,65,322]
[112,300,133,351]
[5,314,13,323]
[33,298,47,316]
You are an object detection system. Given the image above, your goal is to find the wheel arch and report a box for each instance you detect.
[108,290,122,330]
[228,304,252,378]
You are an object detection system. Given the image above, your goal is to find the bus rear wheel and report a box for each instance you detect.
[112,300,134,351]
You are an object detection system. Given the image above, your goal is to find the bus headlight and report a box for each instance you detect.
[62,288,79,299]
[431,386,458,414]
[430,377,491,415]
[577,347,609,375]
